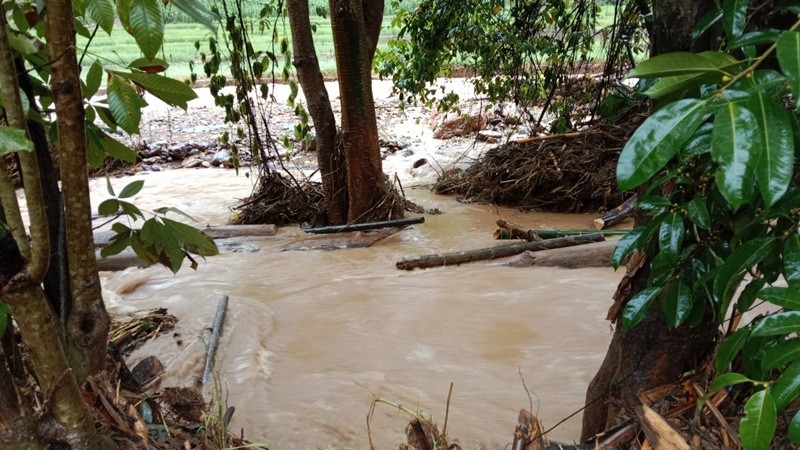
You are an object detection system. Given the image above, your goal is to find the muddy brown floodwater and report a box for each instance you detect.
[95,169,622,449]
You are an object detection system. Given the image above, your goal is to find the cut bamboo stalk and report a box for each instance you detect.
[396,233,604,270]
[594,195,637,230]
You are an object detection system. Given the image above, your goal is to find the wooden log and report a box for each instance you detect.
[594,195,637,230]
[396,233,605,270]
[505,240,616,269]
[302,216,424,234]
[495,219,541,241]
[94,224,277,248]
[636,403,690,450]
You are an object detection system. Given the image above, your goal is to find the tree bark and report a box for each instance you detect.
[44,0,110,380]
[288,0,349,224]
[329,0,389,222]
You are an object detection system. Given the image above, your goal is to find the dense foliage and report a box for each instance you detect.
[614,2,800,448]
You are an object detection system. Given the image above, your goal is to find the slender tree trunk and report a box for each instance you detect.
[581,0,718,440]
[329,0,388,222]
[288,0,348,224]
[44,0,110,379]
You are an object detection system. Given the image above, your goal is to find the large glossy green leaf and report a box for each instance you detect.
[715,328,750,372]
[129,0,164,60]
[161,218,218,257]
[617,99,708,190]
[758,286,800,310]
[612,228,643,270]
[710,372,753,392]
[785,235,800,286]
[169,0,217,31]
[0,126,33,155]
[712,101,759,211]
[777,31,800,104]
[664,281,692,327]
[729,29,783,49]
[84,60,103,99]
[749,91,794,206]
[714,237,776,317]
[86,0,115,34]
[723,0,748,41]
[693,8,722,41]
[644,72,719,100]
[628,51,741,79]
[740,390,776,450]
[622,287,660,328]
[791,410,800,444]
[771,359,800,410]
[116,0,130,28]
[686,196,711,229]
[106,75,146,134]
[752,311,800,337]
[762,338,800,371]
[658,212,685,263]
[112,71,197,109]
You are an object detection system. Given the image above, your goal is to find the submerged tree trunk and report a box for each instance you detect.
[329,0,390,222]
[581,0,717,441]
[45,0,110,380]
[288,0,349,224]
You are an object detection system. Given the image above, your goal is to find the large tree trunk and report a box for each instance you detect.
[329,0,389,222]
[581,0,718,441]
[44,0,110,380]
[288,0,348,224]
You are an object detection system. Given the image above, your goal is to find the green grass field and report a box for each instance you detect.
[78,4,618,84]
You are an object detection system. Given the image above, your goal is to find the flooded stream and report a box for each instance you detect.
[95,169,622,449]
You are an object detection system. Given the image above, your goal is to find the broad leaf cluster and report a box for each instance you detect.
[615,2,800,448]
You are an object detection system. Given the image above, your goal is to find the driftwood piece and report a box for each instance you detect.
[303,217,423,234]
[94,224,278,248]
[279,227,402,252]
[594,195,637,230]
[396,233,605,270]
[200,294,229,387]
[513,409,548,450]
[636,404,690,450]
[505,240,616,269]
[494,220,541,241]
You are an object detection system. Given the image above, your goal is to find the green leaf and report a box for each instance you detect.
[738,278,767,312]
[777,31,800,104]
[141,218,185,273]
[790,410,800,444]
[772,359,800,410]
[758,286,800,310]
[127,56,169,72]
[106,75,146,134]
[153,206,197,222]
[116,0,130,28]
[693,8,722,41]
[710,372,753,393]
[106,176,115,196]
[716,328,750,372]
[740,390,776,450]
[98,199,120,216]
[762,338,800,371]
[130,231,158,263]
[712,101,759,211]
[612,228,643,270]
[713,237,776,317]
[169,0,216,31]
[617,99,709,191]
[749,90,794,207]
[628,51,741,79]
[664,281,692,327]
[686,197,711,229]
[95,128,138,163]
[86,0,115,34]
[112,71,197,110]
[622,287,660,328]
[722,0,748,41]
[752,311,800,337]
[118,180,144,198]
[644,72,719,100]
[0,126,33,155]
[84,60,103,99]
[785,235,800,286]
[729,29,784,49]
[100,232,131,258]
[658,212,685,263]
[129,0,164,60]
[161,218,218,257]
[119,201,144,220]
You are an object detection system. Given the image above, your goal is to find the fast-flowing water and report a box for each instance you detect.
[96,168,622,449]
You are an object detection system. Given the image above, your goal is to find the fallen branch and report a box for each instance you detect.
[200,294,229,387]
[302,216,424,234]
[494,220,541,241]
[94,224,278,248]
[594,195,637,230]
[396,233,604,270]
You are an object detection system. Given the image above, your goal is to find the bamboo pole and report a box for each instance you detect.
[201,295,229,387]
[396,233,605,270]
[303,216,424,234]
